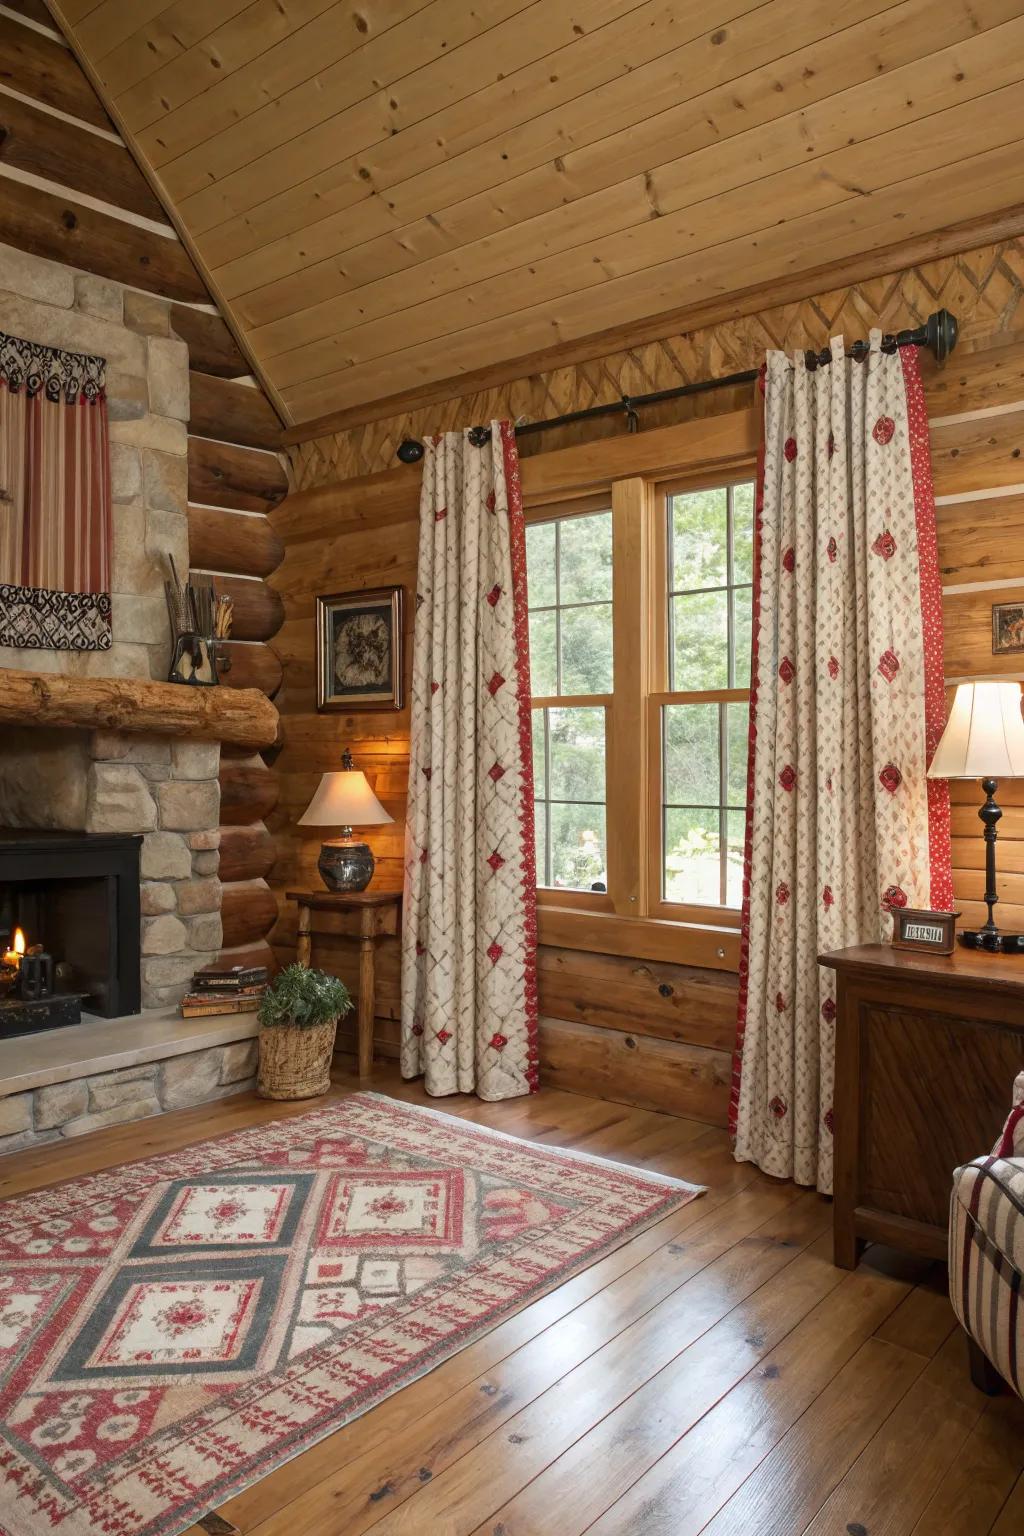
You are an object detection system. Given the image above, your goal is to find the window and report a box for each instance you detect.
[525,468,755,924]
[527,510,612,895]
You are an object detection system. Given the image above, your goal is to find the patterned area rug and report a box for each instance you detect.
[0,1092,701,1536]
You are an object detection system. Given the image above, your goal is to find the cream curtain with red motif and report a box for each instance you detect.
[732,333,953,1193]
[400,423,539,1101]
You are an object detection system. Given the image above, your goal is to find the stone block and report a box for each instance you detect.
[192,850,219,875]
[143,448,188,515]
[111,503,160,595]
[170,741,220,780]
[124,290,170,335]
[141,953,197,990]
[62,1096,161,1137]
[159,1048,223,1110]
[140,831,191,880]
[75,273,123,321]
[92,732,169,766]
[111,444,142,501]
[88,1068,157,1112]
[220,1039,258,1083]
[110,591,169,647]
[158,778,219,832]
[175,876,221,914]
[188,830,221,850]
[186,912,222,951]
[142,913,187,955]
[141,880,176,915]
[34,1080,89,1130]
[110,413,187,455]
[145,507,188,577]
[0,1093,32,1137]
[107,372,148,422]
[0,242,74,306]
[86,763,157,833]
[147,335,190,420]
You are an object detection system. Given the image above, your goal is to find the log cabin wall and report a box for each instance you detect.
[274,232,1024,1124]
[0,2,289,971]
[181,317,288,974]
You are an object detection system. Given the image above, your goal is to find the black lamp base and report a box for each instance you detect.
[959,929,1024,955]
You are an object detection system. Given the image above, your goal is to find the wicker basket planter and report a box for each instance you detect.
[256,964,351,1101]
[257,1016,339,1100]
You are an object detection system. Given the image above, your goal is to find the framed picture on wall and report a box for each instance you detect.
[992,601,1024,656]
[316,586,403,712]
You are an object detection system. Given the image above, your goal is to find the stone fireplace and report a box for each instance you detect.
[0,245,279,1152]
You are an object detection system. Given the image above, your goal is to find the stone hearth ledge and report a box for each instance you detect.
[0,1010,260,1151]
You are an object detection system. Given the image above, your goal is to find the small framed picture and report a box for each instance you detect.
[992,601,1024,655]
[316,586,403,712]
[891,907,959,955]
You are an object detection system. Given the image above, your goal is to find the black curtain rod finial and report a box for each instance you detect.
[396,438,424,463]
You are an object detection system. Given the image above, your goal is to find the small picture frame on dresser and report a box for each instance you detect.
[891,907,960,955]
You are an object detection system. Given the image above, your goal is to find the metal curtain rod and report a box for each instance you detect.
[394,308,959,463]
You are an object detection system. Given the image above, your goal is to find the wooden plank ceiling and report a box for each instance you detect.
[49,0,1024,434]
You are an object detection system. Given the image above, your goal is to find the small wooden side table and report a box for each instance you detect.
[286,890,402,1079]
[821,943,1024,1269]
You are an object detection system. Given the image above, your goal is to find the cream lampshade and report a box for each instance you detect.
[298,748,394,892]
[927,681,1024,952]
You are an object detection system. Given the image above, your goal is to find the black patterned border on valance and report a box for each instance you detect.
[0,331,106,404]
[0,584,112,651]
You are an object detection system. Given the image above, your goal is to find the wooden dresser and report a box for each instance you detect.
[821,944,1024,1269]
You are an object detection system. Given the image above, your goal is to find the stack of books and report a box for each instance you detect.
[180,963,268,1018]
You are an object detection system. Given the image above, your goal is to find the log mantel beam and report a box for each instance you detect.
[0,669,279,750]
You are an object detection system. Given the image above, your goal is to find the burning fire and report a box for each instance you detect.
[2,927,26,976]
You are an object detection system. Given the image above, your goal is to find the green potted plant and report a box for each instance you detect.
[256,964,352,1100]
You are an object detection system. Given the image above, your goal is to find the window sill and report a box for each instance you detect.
[536,905,740,972]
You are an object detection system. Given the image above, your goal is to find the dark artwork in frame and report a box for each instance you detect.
[992,601,1024,656]
[316,586,403,712]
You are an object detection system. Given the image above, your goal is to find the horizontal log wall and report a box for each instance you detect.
[182,359,286,968]
[275,234,1024,1123]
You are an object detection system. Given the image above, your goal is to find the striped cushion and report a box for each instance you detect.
[950,1154,1024,1399]
[994,1070,1024,1158]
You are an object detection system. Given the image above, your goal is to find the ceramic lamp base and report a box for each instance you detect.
[318,837,375,892]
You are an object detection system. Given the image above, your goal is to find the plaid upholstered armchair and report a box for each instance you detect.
[950,1070,1024,1398]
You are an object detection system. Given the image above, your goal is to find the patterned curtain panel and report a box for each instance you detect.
[732,333,953,1193]
[0,332,112,651]
[400,422,539,1101]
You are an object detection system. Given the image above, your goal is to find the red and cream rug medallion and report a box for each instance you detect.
[0,1092,701,1536]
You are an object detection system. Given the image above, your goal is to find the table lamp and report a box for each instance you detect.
[927,680,1024,953]
[297,748,394,892]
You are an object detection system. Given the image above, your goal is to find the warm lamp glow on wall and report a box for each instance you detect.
[928,681,1024,953]
[297,748,394,892]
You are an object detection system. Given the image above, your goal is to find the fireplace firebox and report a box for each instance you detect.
[0,830,141,1034]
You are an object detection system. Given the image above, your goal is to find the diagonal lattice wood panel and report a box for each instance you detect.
[287,238,1024,488]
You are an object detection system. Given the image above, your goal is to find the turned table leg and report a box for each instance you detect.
[296,904,312,968]
[357,911,375,1080]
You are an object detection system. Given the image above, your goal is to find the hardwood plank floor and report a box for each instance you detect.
[5,1064,1023,1536]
